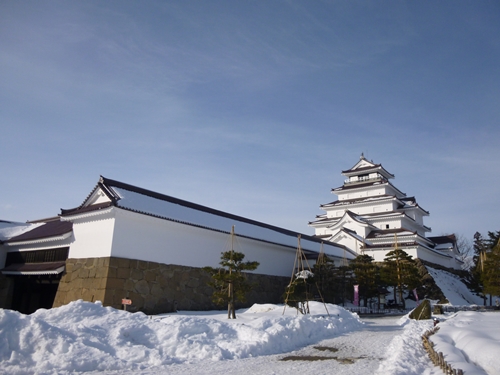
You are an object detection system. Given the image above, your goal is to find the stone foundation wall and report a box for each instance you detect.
[53,257,108,307]
[54,257,290,314]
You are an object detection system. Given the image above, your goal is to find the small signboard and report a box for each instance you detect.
[122,299,132,305]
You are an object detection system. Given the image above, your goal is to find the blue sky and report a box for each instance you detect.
[1,1,499,242]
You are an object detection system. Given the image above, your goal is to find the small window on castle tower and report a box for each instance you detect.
[386,224,390,229]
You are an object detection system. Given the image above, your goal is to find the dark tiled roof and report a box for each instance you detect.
[1,261,66,274]
[7,221,73,243]
[366,228,417,239]
[428,234,456,244]
[321,194,395,207]
[341,164,382,174]
[60,202,113,216]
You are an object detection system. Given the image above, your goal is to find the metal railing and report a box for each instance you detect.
[344,175,382,185]
[434,304,499,313]
[346,306,414,315]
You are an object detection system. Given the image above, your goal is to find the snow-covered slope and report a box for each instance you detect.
[426,266,484,305]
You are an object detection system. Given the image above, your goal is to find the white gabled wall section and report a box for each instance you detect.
[109,208,339,277]
[62,210,115,259]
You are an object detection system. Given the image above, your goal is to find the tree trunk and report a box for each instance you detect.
[227,281,236,319]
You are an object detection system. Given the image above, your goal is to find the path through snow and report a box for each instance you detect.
[97,316,440,375]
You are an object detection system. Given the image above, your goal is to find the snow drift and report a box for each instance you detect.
[0,300,363,374]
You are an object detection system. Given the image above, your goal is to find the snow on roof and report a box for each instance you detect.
[96,178,353,258]
[0,220,44,242]
[321,194,395,207]
[5,221,73,244]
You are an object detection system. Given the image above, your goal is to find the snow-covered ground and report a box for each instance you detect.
[1,267,499,375]
[1,299,499,375]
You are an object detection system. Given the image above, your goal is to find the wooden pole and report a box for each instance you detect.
[228,225,235,319]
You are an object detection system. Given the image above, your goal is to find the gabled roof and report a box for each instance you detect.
[326,210,374,229]
[399,197,430,215]
[335,227,368,244]
[341,154,395,179]
[61,176,355,258]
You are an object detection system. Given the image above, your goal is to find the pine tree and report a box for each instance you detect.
[380,248,420,309]
[472,231,500,305]
[312,253,337,303]
[327,264,353,306]
[350,254,378,307]
[482,238,500,297]
[471,232,488,303]
[283,269,316,314]
[203,250,259,319]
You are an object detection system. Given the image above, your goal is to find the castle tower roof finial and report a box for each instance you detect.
[360,152,365,160]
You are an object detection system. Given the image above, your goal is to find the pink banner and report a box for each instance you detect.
[413,289,419,306]
[354,285,359,306]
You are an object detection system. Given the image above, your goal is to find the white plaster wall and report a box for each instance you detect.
[368,246,458,269]
[355,201,395,215]
[336,182,405,204]
[110,209,299,277]
[67,214,115,259]
[414,211,424,225]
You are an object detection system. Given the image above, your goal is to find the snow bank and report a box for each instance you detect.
[376,310,500,375]
[0,300,363,375]
[375,317,435,375]
[432,311,500,375]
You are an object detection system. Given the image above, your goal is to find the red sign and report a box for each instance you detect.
[122,299,132,305]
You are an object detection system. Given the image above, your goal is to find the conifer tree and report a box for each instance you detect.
[482,238,500,297]
[203,250,259,319]
[350,254,378,307]
[471,232,488,302]
[284,269,316,314]
[380,248,420,309]
[472,231,500,305]
[334,264,354,306]
[312,253,337,303]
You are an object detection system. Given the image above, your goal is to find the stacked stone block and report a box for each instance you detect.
[54,256,289,314]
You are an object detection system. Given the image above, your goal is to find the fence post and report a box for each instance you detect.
[439,352,444,370]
